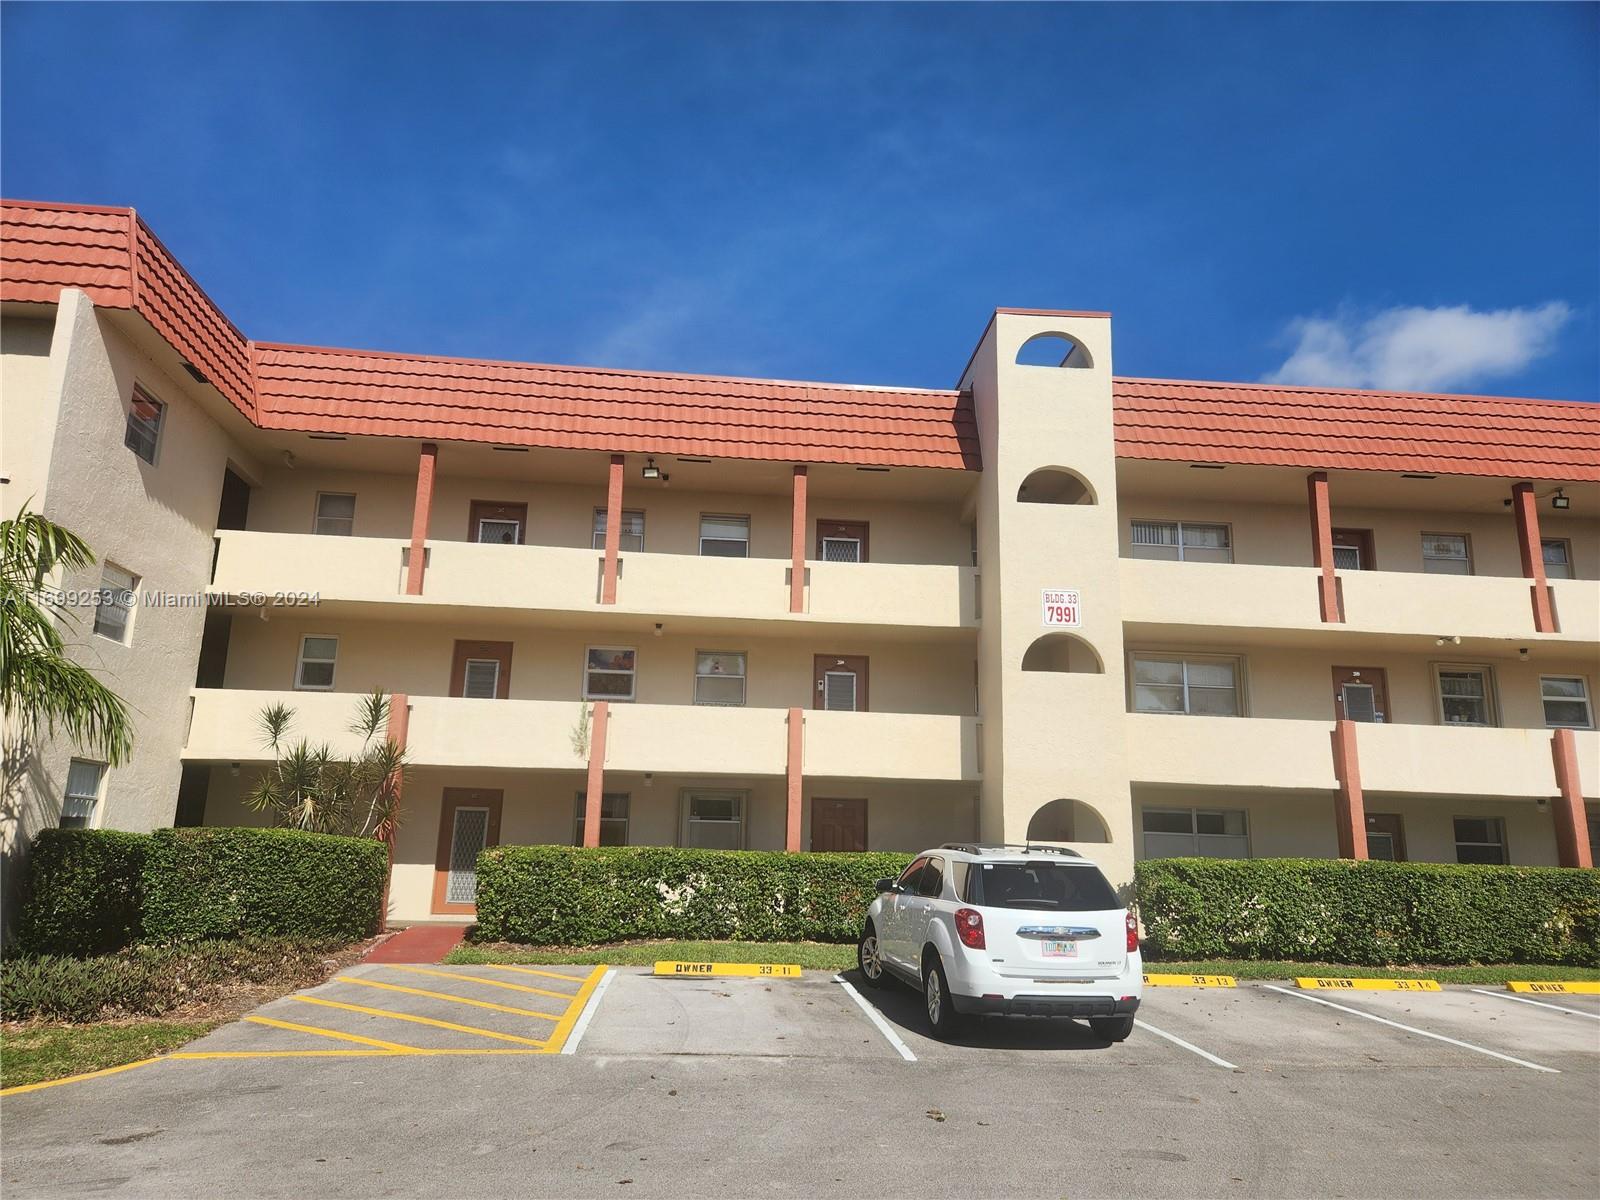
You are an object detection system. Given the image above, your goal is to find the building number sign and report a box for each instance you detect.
[1041,588,1081,628]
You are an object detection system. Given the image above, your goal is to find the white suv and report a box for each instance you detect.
[857,844,1142,1040]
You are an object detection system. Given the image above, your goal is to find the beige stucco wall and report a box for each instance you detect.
[0,316,61,514]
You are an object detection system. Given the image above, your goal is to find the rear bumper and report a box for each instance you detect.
[950,993,1140,1018]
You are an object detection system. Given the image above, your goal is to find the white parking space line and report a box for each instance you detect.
[560,968,615,1055]
[833,975,917,1062]
[1469,988,1600,1022]
[1264,985,1561,1074]
[1133,1018,1240,1070]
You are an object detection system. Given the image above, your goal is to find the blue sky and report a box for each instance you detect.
[3,2,1595,398]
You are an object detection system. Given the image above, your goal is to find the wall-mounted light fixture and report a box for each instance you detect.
[641,458,668,482]
[1434,635,1461,647]
[1552,489,1570,511]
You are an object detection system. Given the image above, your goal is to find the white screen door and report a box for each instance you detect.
[446,807,490,905]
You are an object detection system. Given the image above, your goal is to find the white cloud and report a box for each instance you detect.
[1264,302,1572,392]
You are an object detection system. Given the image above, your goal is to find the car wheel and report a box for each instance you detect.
[857,923,888,989]
[922,953,962,1038]
[1090,1014,1135,1042]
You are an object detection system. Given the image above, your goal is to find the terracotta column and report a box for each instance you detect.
[379,693,410,931]
[582,701,610,848]
[1307,471,1341,623]
[1551,728,1593,868]
[1330,720,1369,859]
[789,466,808,614]
[600,454,624,605]
[404,443,438,595]
[785,707,804,851]
[1511,482,1556,633]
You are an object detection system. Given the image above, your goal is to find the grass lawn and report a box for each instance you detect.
[0,1020,218,1091]
[449,939,859,970]
[1146,960,1600,984]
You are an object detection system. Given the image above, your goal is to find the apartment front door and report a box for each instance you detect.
[816,520,870,563]
[1332,666,1389,723]
[1331,528,1375,571]
[1365,813,1406,861]
[451,640,513,699]
[468,500,528,545]
[814,655,869,711]
[433,788,503,914]
[811,798,867,852]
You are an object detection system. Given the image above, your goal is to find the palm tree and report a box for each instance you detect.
[0,506,133,765]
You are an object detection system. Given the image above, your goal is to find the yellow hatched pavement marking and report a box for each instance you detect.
[245,1014,419,1052]
[0,1057,163,1096]
[169,1048,548,1059]
[334,975,562,1020]
[1508,981,1600,995]
[480,964,593,986]
[379,965,577,1000]
[542,966,608,1054]
[293,995,548,1046]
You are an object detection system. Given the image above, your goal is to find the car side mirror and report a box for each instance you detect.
[874,877,898,894]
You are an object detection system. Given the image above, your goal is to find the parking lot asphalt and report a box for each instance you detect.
[4,969,1597,1199]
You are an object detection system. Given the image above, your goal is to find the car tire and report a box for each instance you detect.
[857,923,889,989]
[922,953,962,1038]
[1090,1014,1135,1042]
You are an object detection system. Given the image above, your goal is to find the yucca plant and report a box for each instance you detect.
[246,691,406,840]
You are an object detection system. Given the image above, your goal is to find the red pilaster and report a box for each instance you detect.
[789,466,808,614]
[1330,719,1369,860]
[1512,482,1556,633]
[582,701,610,848]
[380,692,410,931]
[1551,728,1593,868]
[600,454,624,605]
[785,707,804,851]
[404,443,438,595]
[1307,471,1342,623]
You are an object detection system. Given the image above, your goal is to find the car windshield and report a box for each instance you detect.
[961,862,1119,911]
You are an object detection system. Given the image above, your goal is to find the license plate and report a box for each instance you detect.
[1041,940,1079,958]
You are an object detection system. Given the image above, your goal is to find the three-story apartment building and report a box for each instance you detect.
[2,199,1595,924]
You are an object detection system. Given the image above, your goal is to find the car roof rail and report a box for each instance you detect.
[938,842,1083,858]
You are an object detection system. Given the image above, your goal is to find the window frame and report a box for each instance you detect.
[461,658,503,700]
[1127,651,1246,717]
[1540,538,1573,580]
[573,791,630,846]
[591,507,646,552]
[679,789,748,850]
[1452,816,1508,865]
[699,513,751,558]
[1432,662,1498,728]
[295,634,340,691]
[1540,674,1594,730]
[61,758,106,830]
[313,492,357,537]
[1128,519,1234,564]
[92,563,138,644]
[583,645,637,702]
[693,650,748,707]
[124,384,165,465]
[1421,531,1473,575]
[1139,806,1250,859]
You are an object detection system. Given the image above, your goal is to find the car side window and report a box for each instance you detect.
[897,856,928,892]
[918,856,946,898]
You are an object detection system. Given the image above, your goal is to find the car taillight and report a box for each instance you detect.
[954,907,985,950]
[1126,911,1140,953]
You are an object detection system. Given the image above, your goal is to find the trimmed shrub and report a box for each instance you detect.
[1136,858,1600,966]
[14,829,153,956]
[141,828,387,943]
[0,939,346,1023]
[474,846,915,945]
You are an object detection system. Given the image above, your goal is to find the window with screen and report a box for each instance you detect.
[124,385,164,464]
[1141,808,1249,859]
[93,564,138,644]
[1422,533,1472,575]
[593,508,645,551]
[699,515,750,557]
[584,647,636,700]
[296,636,339,690]
[573,792,629,846]
[1541,676,1593,729]
[1130,520,1232,563]
[1453,817,1507,865]
[694,652,746,706]
[1131,654,1241,716]
[314,493,356,536]
[1436,665,1494,726]
[61,759,105,829]
[1541,539,1572,580]
[682,791,745,849]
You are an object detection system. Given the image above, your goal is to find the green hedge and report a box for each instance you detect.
[141,828,387,944]
[475,846,914,945]
[13,829,153,956]
[1136,858,1600,966]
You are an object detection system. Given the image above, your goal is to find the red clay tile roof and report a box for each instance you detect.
[4,198,1595,479]
[1112,377,1599,481]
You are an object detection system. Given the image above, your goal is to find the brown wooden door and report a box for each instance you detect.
[811,798,867,852]
[432,788,503,914]
[1331,528,1375,571]
[1332,666,1389,723]
[468,500,528,544]
[814,655,869,711]
[1365,813,1406,861]
[451,640,513,699]
[816,520,870,563]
